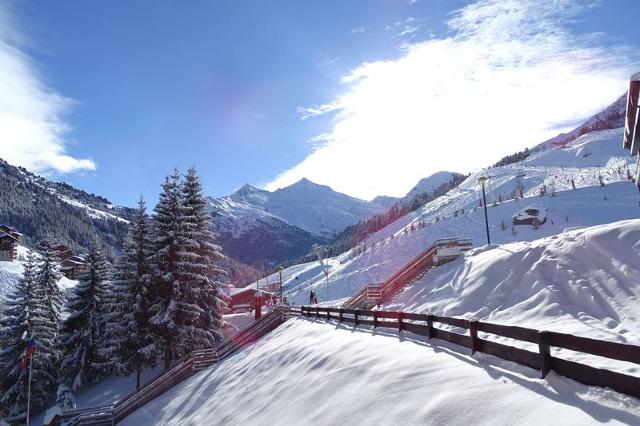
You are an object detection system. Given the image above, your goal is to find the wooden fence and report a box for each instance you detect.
[58,307,287,426]
[291,305,640,400]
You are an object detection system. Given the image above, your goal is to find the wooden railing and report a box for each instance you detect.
[343,237,471,309]
[59,307,286,426]
[290,305,640,400]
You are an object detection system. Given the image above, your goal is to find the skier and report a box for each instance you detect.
[309,290,314,305]
[313,292,318,305]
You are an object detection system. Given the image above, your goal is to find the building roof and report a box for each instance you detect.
[0,232,19,241]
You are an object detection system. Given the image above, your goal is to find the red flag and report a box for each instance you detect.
[22,338,36,370]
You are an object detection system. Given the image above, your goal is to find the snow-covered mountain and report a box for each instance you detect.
[206,178,383,266]
[402,171,465,203]
[533,94,626,151]
[0,157,133,256]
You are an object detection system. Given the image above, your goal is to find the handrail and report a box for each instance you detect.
[343,237,449,309]
[292,305,640,400]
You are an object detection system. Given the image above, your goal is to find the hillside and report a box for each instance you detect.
[249,126,639,306]
[120,318,640,425]
[385,219,640,352]
[0,158,133,256]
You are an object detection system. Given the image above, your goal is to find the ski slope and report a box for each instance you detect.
[120,318,640,426]
[250,128,640,307]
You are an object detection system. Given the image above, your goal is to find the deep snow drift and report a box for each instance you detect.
[121,318,640,426]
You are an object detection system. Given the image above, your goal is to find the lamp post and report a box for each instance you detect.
[278,267,284,304]
[478,176,491,245]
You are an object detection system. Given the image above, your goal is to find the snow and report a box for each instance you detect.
[0,245,77,302]
[120,318,640,425]
[384,219,640,374]
[403,170,461,202]
[208,179,382,238]
[56,195,130,224]
[262,128,640,307]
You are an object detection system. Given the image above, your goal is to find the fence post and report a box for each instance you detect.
[316,306,319,318]
[373,311,379,328]
[426,313,434,339]
[398,311,403,332]
[469,318,479,354]
[355,310,359,327]
[538,330,552,378]
[339,308,343,322]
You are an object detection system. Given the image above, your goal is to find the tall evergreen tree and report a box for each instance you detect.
[0,251,58,417]
[181,167,226,343]
[107,197,156,389]
[59,242,111,389]
[148,170,183,370]
[37,240,65,330]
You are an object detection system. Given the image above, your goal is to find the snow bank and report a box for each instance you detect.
[385,219,640,341]
[121,318,640,425]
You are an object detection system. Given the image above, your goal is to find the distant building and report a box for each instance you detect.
[227,287,273,313]
[61,254,90,279]
[623,71,640,187]
[0,225,22,261]
[36,240,89,279]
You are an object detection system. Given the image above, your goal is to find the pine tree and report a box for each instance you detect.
[148,170,184,370]
[59,242,111,389]
[107,197,156,389]
[0,251,58,417]
[148,168,227,370]
[181,167,226,344]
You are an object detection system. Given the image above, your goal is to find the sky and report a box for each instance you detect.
[1,0,640,206]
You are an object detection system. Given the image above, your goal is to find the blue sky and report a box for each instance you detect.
[2,0,640,206]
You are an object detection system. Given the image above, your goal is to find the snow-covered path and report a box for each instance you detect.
[121,318,640,426]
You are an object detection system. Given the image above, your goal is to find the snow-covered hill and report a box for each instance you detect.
[0,157,133,255]
[385,219,640,347]
[402,171,465,203]
[533,94,626,151]
[249,126,639,308]
[120,318,640,426]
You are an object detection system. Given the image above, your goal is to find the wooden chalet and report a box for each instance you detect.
[0,225,22,261]
[61,254,90,279]
[623,71,640,187]
[227,287,273,313]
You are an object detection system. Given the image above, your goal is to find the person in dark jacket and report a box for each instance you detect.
[309,290,315,305]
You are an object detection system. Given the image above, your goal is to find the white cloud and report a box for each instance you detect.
[351,27,366,34]
[0,4,95,174]
[268,0,637,200]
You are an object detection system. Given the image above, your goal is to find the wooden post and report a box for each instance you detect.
[373,311,378,328]
[327,308,330,321]
[426,314,434,340]
[339,309,343,322]
[469,318,479,354]
[316,306,319,318]
[538,330,552,378]
[398,311,403,332]
[354,310,359,327]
